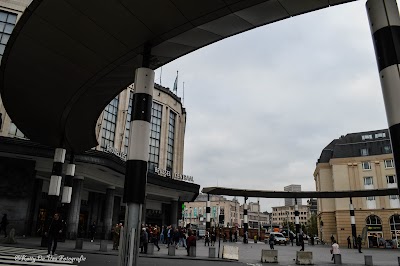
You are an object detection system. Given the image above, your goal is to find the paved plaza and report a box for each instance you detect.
[1,237,400,266]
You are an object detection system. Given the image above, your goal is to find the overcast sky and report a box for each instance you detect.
[154,1,392,212]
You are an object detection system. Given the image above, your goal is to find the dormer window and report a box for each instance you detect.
[375,132,386,138]
[362,134,373,140]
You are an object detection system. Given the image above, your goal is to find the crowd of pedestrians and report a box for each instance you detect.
[138,224,197,255]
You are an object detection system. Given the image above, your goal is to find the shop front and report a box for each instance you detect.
[366,215,384,248]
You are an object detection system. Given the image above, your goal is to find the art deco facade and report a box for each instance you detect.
[0,0,199,238]
[314,129,400,248]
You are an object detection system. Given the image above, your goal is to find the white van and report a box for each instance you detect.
[270,232,287,245]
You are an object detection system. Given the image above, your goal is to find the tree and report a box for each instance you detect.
[306,214,318,237]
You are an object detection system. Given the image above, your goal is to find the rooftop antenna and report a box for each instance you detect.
[159,67,162,85]
[182,82,185,105]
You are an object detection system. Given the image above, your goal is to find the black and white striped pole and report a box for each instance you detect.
[295,198,300,245]
[206,194,211,230]
[61,153,74,204]
[243,196,248,243]
[119,47,154,266]
[349,197,357,248]
[41,147,66,246]
[366,0,400,197]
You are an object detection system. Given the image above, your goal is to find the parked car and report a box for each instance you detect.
[270,232,287,245]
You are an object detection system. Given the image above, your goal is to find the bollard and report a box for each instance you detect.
[75,238,83,250]
[100,240,107,252]
[147,243,154,255]
[296,251,313,265]
[333,254,342,264]
[189,246,196,257]
[168,245,175,256]
[209,247,216,258]
[261,249,278,263]
[364,255,373,266]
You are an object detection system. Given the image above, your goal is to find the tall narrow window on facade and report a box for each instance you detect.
[385,159,394,168]
[362,161,371,170]
[0,10,17,62]
[382,145,392,154]
[124,90,134,154]
[166,111,176,172]
[148,102,162,173]
[360,148,369,156]
[101,95,119,150]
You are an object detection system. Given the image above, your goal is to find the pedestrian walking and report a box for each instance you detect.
[357,235,363,253]
[331,240,340,261]
[331,234,335,244]
[140,228,148,254]
[229,229,233,242]
[347,235,351,248]
[234,230,238,242]
[204,230,210,246]
[211,230,216,246]
[186,230,196,256]
[269,233,275,250]
[44,213,63,255]
[173,228,180,249]
[299,233,305,251]
[0,214,8,238]
[160,226,165,244]
[112,223,120,250]
[289,233,294,246]
[151,228,160,251]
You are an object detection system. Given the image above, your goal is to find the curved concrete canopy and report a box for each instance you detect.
[0,0,356,152]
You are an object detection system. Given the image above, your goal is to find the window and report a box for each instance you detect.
[360,148,369,156]
[382,145,392,154]
[375,132,386,138]
[362,134,373,140]
[148,102,162,172]
[387,175,397,184]
[0,10,17,62]
[366,196,375,201]
[385,159,394,168]
[100,95,119,149]
[364,177,373,186]
[362,161,371,170]
[389,195,399,200]
[166,111,176,172]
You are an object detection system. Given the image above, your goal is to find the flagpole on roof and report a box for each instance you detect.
[159,67,162,85]
[173,70,178,94]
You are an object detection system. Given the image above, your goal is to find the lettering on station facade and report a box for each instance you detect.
[155,167,194,183]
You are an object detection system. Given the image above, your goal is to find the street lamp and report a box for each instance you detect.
[286,211,290,239]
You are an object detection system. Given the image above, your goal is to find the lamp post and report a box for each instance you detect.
[286,211,290,239]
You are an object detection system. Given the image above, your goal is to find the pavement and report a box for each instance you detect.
[0,237,399,265]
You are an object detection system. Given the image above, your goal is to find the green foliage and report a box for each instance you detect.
[306,214,318,237]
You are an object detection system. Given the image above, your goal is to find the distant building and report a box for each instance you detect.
[307,198,318,215]
[284,184,302,206]
[271,205,309,226]
[314,129,400,248]
[184,194,270,228]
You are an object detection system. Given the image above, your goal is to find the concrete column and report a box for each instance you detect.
[206,194,211,230]
[171,201,179,228]
[66,176,84,239]
[349,198,357,248]
[119,63,154,266]
[243,197,248,243]
[103,186,115,240]
[366,0,400,196]
[295,198,300,244]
